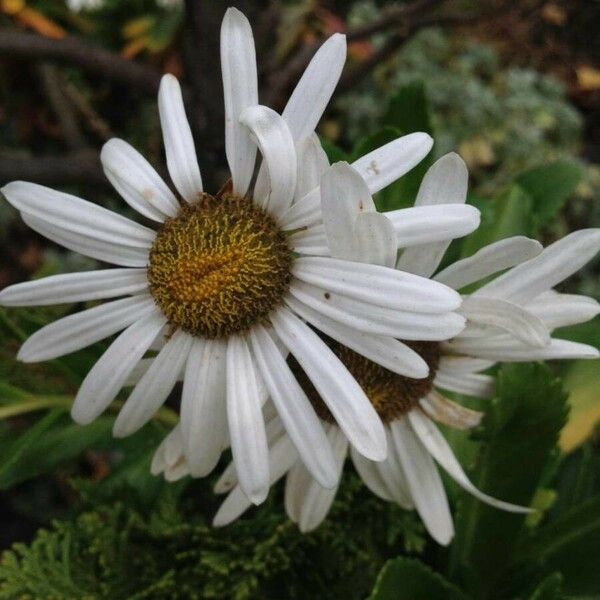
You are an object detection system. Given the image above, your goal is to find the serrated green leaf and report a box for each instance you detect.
[369,558,466,600]
[459,184,535,259]
[516,161,584,229]
[527,573,563,600]
[515,496,600,595]
[449,363,568,598]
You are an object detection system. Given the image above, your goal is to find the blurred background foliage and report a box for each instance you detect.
[0,0,599,598]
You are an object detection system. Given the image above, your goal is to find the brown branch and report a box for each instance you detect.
[0,29,162,94]
[0,150,106,187]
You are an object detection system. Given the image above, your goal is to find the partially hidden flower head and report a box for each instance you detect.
[0,8,480,505]
[207,155,600,545]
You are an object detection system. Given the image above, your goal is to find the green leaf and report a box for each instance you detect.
[527,573,563,600]
[515,496,600,595]
[369,558,466,600]
[319,137,348,164]
[516,161,584,230]
[459,184,535,259]
[384,81,432,135]
[350,126,402,163]
[448,363,568,598]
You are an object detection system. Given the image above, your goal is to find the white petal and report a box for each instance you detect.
[390,418,454,545]
[353,212,397,267]
[279,187,321,230]
[164,460,190,482]
[113,330,193,437]
[180,339,227,477]
[445,337,600,361]
[373,429,413,508]
[288,281,466,340]
[158,74,203,202]
[21,213,149,268]
[419,391,483,430]
[18,294,156,362]
[350,446,394,502]
[438,356,495,374]
[240,105,297,217]
[226,335,270,504]
[527,292,600,330]
[294,134,329,202]
[474,230,600,304]
[0,269,148,306]
[286,294,429,378]
[285,425,347,532]
[408,411,532,513]
[71,309,166,424]
[434,369,495,399]
[282,34,346,142]
[435,237,544,290]
[293,256,462,313]
[221,7,258,196]
[250,325,337,488]
[100,138,180,221]
[352,132,433,194]
[270,307,386,461]
[3,181,154,248]
[320,162,375,258]
[460,296,551,348]
[387,204,480,247]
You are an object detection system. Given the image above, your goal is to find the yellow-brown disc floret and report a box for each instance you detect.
[291,339,440,424]
[147,192,293,339]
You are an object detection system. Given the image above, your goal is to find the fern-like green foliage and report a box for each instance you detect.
[0,474,424,600]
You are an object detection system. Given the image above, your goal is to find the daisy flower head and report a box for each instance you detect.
[0,8,473,505]
[211,154,600,544]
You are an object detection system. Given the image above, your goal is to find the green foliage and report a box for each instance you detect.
[449,363,569,598]
[369,558,465,600]
[0,475,425,600]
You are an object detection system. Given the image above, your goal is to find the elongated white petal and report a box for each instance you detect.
[271,307,386,461]
[221,7,258,196]
[240,105,297,216]
[475,230,600,304]
[250,325,337,488]
[352,133,434,195]
[3,181,154,248]
[18,294,156,362]
[158,74,203,202]
[373,429,413,508]
[226,335,269,504]
[408,411,532,513]
[281,133,434,230]
[386,204,480,247]
[71,309,166,424]
[419,391,483,430]
[113,330,192,437]
[294,135,329,202]
[434,370,495,399]
[0,269,148,307]
[321,162,376,258]
[460,296,551,348]
[288,282,466,340]
[390,418,454,545]
[282,34,346,141]
[213,434,298,527]
[286,295,428,378]
[285,425,347,532]
[350,446,394,502]
[293,256,462,313]
[445,337,599,361]
[435,237,544,290]
[438,356,495,373]
[101,138,180,221]
[353,212,397,267]
[527,292,600,330]
[180,339,227,477]
[151,424,183,475]
[22,213,149,268]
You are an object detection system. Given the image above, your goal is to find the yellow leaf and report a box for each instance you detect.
[16,7,66,38]
[1,0,25,16]
[122,16,154,39]
[577,65,600,92]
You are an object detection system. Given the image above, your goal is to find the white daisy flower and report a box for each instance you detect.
[209,155,600,544]
[0,9,476,505]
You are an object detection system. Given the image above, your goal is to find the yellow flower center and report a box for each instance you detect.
[147,193,292,338]
[292,340,440,423]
